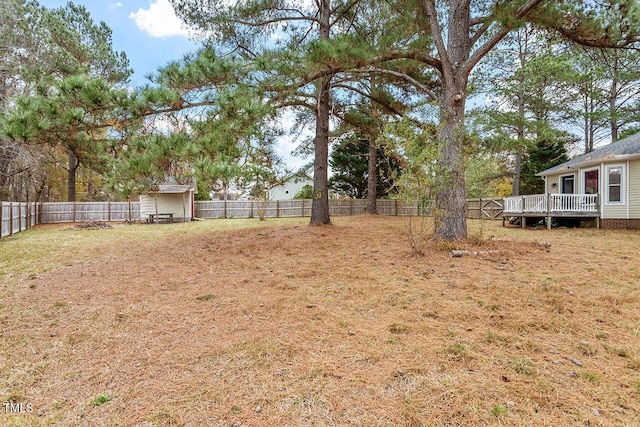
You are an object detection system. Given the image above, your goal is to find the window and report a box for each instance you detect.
[606,165,623,203]
[583,169,598,194]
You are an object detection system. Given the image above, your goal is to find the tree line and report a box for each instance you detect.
[1,0,638,240]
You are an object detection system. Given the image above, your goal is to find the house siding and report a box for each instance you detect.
[628,159,640,218]
[546,174,560,194]
[602,203,627,219]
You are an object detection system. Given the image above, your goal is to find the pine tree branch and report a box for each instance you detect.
[330,0,362,26]
[351,67,438,102]
[231,13,319,28]
[463,0,545,76]
[424,0,453,77]
[331,82,407,117]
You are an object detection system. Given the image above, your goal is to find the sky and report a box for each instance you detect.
[38,0,311,171]
[39,0,200,86]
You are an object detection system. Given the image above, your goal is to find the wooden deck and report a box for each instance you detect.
[502,194,600,228]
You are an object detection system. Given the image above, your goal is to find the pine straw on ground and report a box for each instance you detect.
[73,221,113,229]
[1,216,639,426]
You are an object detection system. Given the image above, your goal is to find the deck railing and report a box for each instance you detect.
[503,193,598,214]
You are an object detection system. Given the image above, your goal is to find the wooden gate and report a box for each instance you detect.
[480,198,503,219]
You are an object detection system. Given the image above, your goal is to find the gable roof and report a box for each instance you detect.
[156,184,194,194]
[284,171,313,183]
[149,178,197,194]
[537,132,640,176]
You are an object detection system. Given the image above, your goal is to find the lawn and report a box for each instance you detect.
[1,216,639,426]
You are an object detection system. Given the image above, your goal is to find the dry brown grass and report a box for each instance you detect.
[1,216,639,426]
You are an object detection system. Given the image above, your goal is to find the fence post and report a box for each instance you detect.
[301,199,305,217]
[9,202,13,236]
[128,200,132,223]
[108,201,111,222]
[395,199,398,216]
[276,200,280,218]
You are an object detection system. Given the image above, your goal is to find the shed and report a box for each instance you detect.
[140,180,197,223]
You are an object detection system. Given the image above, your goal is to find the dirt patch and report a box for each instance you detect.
[73,221,113,229]
[1,216,639,426]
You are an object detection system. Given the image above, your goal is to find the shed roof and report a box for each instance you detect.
[537,132,640,176]
[156,184,192,194]
[149,179,197,194]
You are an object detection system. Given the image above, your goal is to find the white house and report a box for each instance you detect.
[269,173,313,200]
[503,132,640,229]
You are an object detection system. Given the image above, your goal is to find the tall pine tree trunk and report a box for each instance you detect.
[67,148,79,202]
[512,153,522,196]
[311,75,331,225]
[367,136,377,215]
[433,78,468,240]
[610,60,619,142]
[310,0,331,225]
[431,0,469,240]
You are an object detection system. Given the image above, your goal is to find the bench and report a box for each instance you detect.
[147,213,174,224]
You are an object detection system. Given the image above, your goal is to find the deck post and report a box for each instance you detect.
[546,193,552,229]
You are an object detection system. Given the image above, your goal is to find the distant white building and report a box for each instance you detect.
[269,173,313,200]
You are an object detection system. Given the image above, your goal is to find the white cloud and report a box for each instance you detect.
[129,0,191,39]
[107,2,123,10]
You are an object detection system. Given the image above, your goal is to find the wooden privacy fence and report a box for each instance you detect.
[1,202,40,239]
[193,199,431,218]
[0,198,504,239]
[39,201,139,224]
[36,198,500,220]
